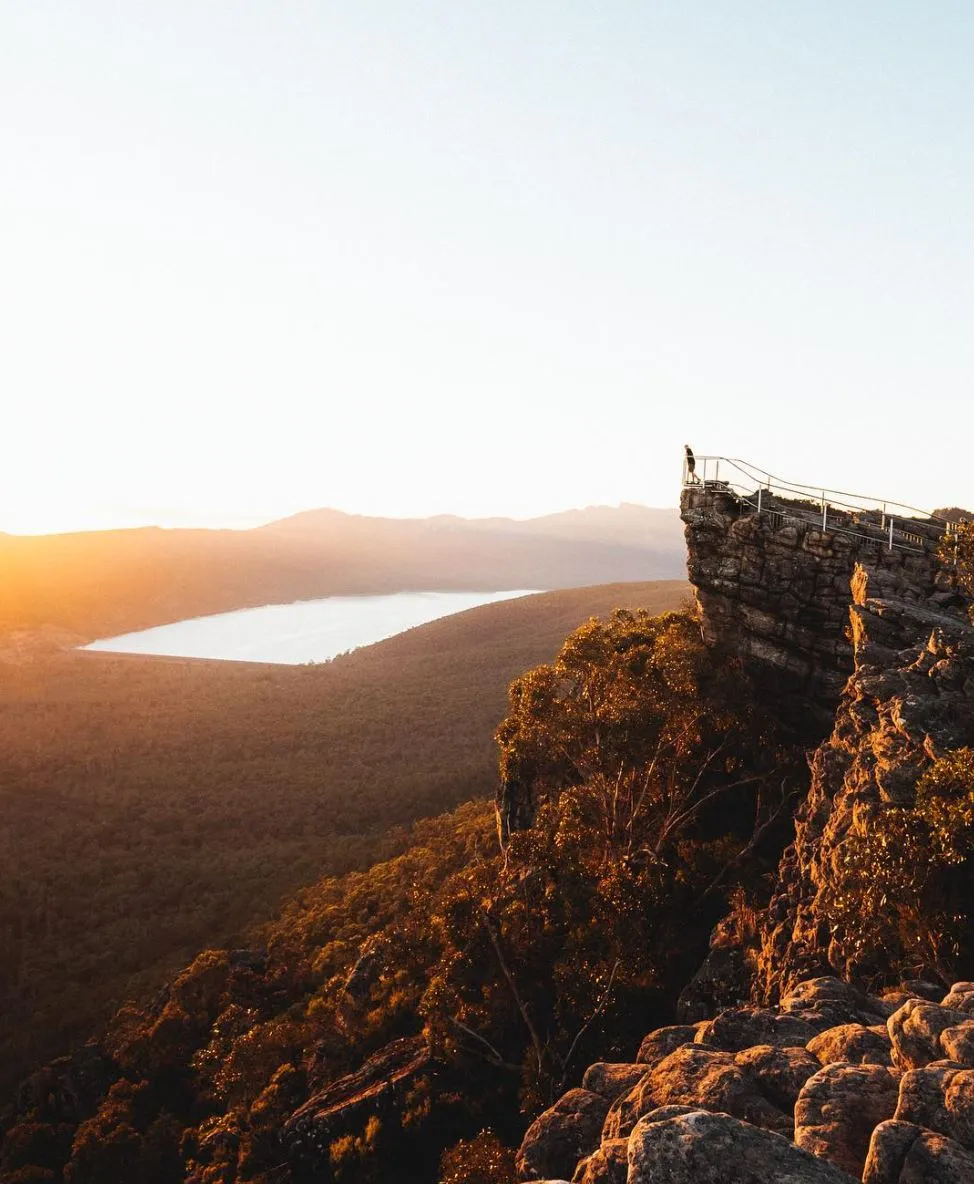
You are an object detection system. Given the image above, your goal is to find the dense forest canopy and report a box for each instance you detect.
[1,603,802,1184]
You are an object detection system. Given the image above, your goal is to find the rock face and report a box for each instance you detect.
[680,484,952,734]
[754,565,974,999]
[516,979,974,1184]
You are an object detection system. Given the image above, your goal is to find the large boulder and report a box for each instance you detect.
[863,1120,974,1183]
[734,1044,822,1111]
[941,984,974,1013]
[695,1006,818,1052]
[780,977,894,1029]
[570,1138,626,1184]
[626,1109,858,1183]
[887,999,970,1069]
[807,1023,894,1067]
[515,1089,611,1182]
[634,1024,699,1066]
[794,1063,901,1177]
[602,1044,791,1141]
[580,1063,646,1102]
[893,1065,974,1148]
[940,1020,974,1066]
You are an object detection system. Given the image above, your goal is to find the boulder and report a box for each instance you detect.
[794,1063,900,1177]
[863,1120,974,1183]
[941,1021,974,1066]
[635,1024,699,1066]
[887,1000,970,1069]
[941,983,974,1013]
[580,1063,646,1102]
[602,1044,790,1141]
[516,1089,611,1182]
[734,1044,822,1111]
[806,1022,894,1067]
[894,1065,974,1148]
[695,1006,818,1052]
[780,977,893,1029]
[570,1138,626,1184]
[626,1109,858,1183]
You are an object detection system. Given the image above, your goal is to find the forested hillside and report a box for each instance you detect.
[0,581,685,1100]
[2,602,800,1184]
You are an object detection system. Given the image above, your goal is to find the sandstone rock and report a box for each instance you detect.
[626,1109,858,1183]
[941,1021,974,1066]
[862,1120,921,1184]
[695,1006,818,1052]
[781,977,893,1027]
[888,1000,970,1069]
[942,983,974,1013]
[864,1120,974,1183]
[807,1023,894,1066]
[894,1064,974,1148]
[515,1089,611,1182]
[602,1044,790,1141]
[570,1138,626,1184]
[794,1062,900,1177]
[579,1063,646,1102]
[634,1024,699,1066]
[734,1044,822,1110]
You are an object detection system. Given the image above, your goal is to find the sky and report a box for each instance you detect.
[3,2,973,533]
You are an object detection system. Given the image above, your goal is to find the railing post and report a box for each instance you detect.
[821,492,827,531]
[889,519,894,551]
[757,487,763,514]
[881,503,886,530]
[715,459,720,484]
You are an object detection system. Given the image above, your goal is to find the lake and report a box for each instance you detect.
[82,590,540,665]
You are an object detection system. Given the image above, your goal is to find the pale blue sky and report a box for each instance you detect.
[3,2,972,532]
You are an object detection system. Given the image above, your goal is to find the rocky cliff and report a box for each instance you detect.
[681,481,973,1000]
[513,479,974,1182]
[680,484,954,736]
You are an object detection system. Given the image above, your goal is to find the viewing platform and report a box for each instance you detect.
[681,454,952,558]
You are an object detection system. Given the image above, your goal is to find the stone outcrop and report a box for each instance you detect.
[680,484,953,734]
[516,979,974,1184]
[754,563,974,999]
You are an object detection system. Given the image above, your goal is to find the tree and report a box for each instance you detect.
[826,747,974,984]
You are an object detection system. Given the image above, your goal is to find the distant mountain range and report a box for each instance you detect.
[0,504,685,640]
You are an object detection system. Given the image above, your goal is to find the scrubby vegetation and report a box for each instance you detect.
[828,745,974,986]
[2,603,802,1184]
[0,582,684,1101]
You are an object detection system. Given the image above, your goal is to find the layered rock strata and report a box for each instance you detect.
[680,484,952,734]
[516,977,974,1184]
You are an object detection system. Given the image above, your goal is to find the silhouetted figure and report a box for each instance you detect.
[684,443,697,483]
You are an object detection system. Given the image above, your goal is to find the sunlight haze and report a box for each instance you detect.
[4,2,973,533]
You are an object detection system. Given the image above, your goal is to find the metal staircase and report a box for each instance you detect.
[682,454,953,556]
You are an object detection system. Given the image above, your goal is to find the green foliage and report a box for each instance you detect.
[826,748,974,983]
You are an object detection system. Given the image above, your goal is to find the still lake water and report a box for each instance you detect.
[83,590,540,665]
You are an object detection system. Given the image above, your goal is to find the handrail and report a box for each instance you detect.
[711,456,950,527]
[682,454,954,558]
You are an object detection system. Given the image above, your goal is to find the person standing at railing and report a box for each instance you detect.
[684,444,697,483]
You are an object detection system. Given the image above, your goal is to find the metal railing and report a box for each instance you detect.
[682,454,954,556]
